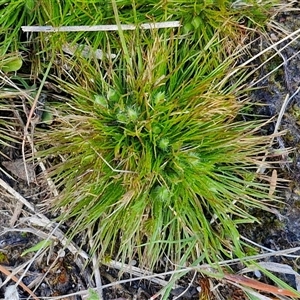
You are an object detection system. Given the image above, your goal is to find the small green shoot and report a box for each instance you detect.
[21,240,52,257]
[87,289,101,300]
[0,54,22,72]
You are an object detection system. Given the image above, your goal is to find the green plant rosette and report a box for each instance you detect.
[37,29,278,269]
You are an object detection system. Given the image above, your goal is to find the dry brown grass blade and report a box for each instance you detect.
[0,264,40,300]
[224,273,299,298]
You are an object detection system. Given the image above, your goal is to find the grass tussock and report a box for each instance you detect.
[36,28,279,269]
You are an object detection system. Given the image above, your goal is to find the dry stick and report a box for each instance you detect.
[21,21,181,32]
[2,227,56,241]
[243,236,300,269]
[14,226,71,300]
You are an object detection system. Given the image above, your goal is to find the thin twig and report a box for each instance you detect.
[21,21,181,32]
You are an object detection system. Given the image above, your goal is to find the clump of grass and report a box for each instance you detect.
[37,28,278,269]
[0,0,275,75]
